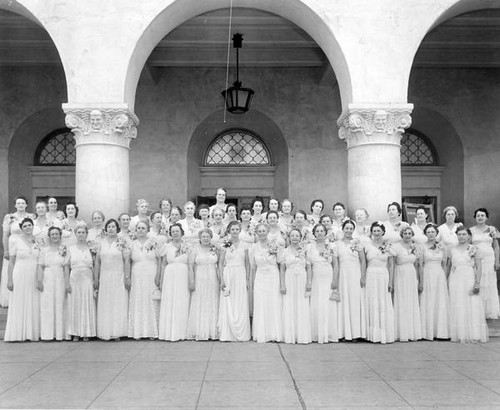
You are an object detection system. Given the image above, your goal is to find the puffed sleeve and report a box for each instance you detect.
[2,214,11,233]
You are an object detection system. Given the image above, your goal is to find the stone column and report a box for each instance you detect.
[62,104,139,223]
[337,103,413,222]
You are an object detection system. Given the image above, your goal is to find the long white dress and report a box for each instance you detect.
[308,243,339,343]
[382,220,404,245]
[251,242,283,342]
[281,246,311,344]
[393,243,422,341]
[187,247,219,340]
[420,245,450,340]
[437,223,460,249]
[218,242,251,341]
[4,238,40,341]
[39,246,70,340]
[337,239,366,340]
[128,239,160,339]
[97,238,129,340]
[159,242,190,341]
[471,226,500,319]
[410,222,428,245]
[449,246,488,343]
[1,213,25,307]
[67,245,96,338]
[364,242,395,344]
[179,218,203,249]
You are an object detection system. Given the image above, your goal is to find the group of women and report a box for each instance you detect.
[1,190,498,344]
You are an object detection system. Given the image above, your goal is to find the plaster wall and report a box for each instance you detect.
[133,67,344,213]
[409,68,500,226]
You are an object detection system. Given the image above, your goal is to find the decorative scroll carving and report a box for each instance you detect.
[338,104,413,148]
[63,107,139,146]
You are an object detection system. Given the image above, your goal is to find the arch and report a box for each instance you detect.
[204,129,271,166]
[0,0,68,100]
[401,129,439,166]
[125,0,351,111]
[187,108,289,200]
[34,128,75,166]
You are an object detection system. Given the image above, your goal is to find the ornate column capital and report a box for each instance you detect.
[337,103,413,149]
[62,103,139,149]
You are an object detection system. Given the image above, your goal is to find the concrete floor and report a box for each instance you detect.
[1,308,500,409]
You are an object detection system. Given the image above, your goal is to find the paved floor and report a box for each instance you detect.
[1,309,500,409]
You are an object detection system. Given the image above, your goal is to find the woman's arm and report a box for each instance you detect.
[64,264,71,293]
[359,250,367,288]
[388,256,395,293]
[279,261,286,294]
[493,236,499,271]
[94,251,101,290]
[331,255,339,290]
[188,249,196,292]
[123,253,131,290]
[219,249,226,290]
[7,256,16,291]
[473,256,482,294]
[36,263,44,292]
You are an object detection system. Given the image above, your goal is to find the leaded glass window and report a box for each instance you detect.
[204,130,271,166]
[401,131,437,166]
[35,129,76,165]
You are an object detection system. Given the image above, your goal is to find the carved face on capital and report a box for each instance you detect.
[90,110,104,131]
[373,110,388,131]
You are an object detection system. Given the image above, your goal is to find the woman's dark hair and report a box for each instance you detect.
[169,222,184,236]
[215,187,227,196]
[386,201,402,216]
[474,208,489,219]
[149,211,162,222]
[416,206,428,218]
[310,199,324,213]
[170,206,183,218]
[251,197,264,211]
[370,221,386,234]
[423,223,439,235]
[14,195,28,205]
[312,223,326,237]
[295,210,308,220]
[332,202,346,211]
[104,218,121,233]
[319,214,333,224]
[266,210,279,220]
[239,205,252,216]
[456,225,472,236]
[159,197,172,209]
[226,220,241,236]
[48,226,62,236]
[65,202,79,218]
[118,213,130,222]
[19,217,34,229]
[342,219,356,230]
[226,203,238,214]
[197,204,210,219]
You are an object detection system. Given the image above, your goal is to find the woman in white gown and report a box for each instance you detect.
[239,206,256,246]
[1,196,32,307]
[180,201,203,249]
[61,203,82,247]
[128,221,161,339]
[308,223,339,343]
[87,210,106,244]
[218,221,251,341]
[95,219,131,340]
[33,201,51,247]
[187,229,220,340]
[158,223,191,341]
[383,201,406,245]
[65,224,97,341]
[410,206,430,245]
[280,228,312,344]
[437,206,461,250]
[129,199,150,234]
[250,223,283,342]
[364,222,395,344]
[36,227,70,341]
[470,208,500,319]
[4,217,41,341]
[420,224,450,340]
[393,227,422,342]
[448,226,488,343]
[278,199,294,235]
[336,220,366,341]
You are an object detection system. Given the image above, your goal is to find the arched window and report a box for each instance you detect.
[401,129,438,166]
[34,128,76,166]
[204,129,271,166]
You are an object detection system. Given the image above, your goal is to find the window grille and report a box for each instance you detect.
[204,130,270,166]
[35,129,76,165]
[401,131,436,166]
